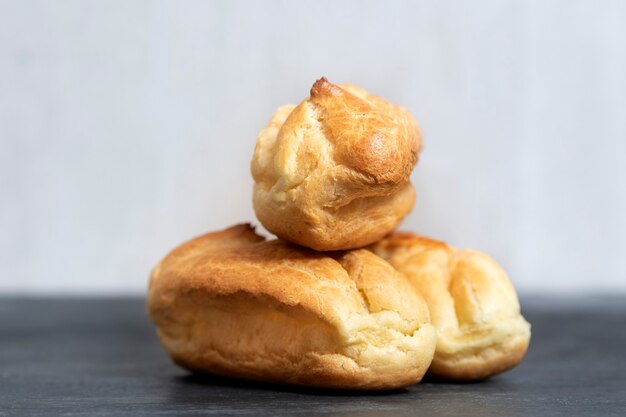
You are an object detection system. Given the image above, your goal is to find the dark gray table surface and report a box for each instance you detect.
[1,296,625,416]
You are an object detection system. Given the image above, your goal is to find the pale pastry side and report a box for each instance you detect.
[369,232,531,380]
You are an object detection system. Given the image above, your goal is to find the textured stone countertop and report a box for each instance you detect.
[1,296,624,416]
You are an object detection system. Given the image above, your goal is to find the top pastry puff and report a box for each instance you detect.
[251,77,422,251]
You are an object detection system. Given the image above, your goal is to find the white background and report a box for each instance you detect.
[1,0,625,294]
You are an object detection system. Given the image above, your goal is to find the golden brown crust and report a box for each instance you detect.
[147,224,436,390]
[369,232,531,381]
[251,77,421,251]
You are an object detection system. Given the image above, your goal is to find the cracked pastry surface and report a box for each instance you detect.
[369,232,531,380]
[147,224,436,390]
[251,77,421,251]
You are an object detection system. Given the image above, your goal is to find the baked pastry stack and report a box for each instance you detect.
[148,77,530,390]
